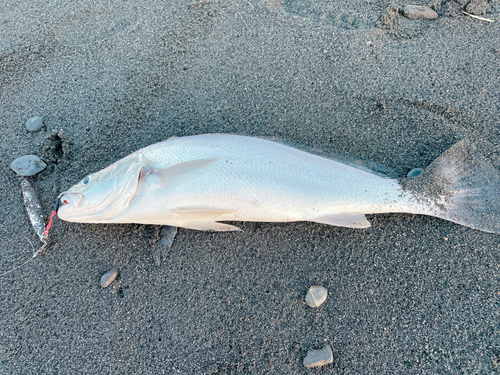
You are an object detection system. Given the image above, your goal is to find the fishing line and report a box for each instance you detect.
[0,238,36,277]
[33,195,62,258]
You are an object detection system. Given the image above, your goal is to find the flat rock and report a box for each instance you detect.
[402,5,438,20]
[305,285,328,307]
[303,345,334,368]
[100,269,118,288]
[26,117,43,132]
[10,155,47,176]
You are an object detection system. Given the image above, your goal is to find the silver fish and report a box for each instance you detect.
[58,134,500,233]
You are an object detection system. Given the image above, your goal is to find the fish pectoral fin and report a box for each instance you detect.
[311,213,371,229]
[171,207,235,219]
[179,221,242,232]
[153,158,219,189]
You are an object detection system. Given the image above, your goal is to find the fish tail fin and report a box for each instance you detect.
[407,140,500,234]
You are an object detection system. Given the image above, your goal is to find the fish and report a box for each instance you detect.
[58,134,500,234]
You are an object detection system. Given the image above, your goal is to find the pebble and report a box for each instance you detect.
[305,286,328,307]
[26,117,43,132]
[10,155,47,176]
[402,5,438,20]
[466,0,488,15]
[407,168,423,177]
[100,269,118,288]
[303,345,334,368]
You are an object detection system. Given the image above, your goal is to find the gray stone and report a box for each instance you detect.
[10,155,47,176]
[402,5,438,20]
[407,168,423,177]
[26,117,43,132]
[100,269,118,288]
[305,286,328,307]
[466,0,488,15]
[303,345,334,368]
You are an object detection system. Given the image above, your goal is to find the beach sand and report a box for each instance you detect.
[1,0,500,373]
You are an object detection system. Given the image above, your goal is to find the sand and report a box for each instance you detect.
[1,0,500,373]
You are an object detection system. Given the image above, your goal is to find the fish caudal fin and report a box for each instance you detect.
[406,140,500,234]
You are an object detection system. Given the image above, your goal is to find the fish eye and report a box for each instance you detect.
[82,176,90,185]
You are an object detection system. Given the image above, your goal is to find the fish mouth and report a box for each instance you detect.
[60,193,84,208]
[57,192,89,222]
[58,188,115,222]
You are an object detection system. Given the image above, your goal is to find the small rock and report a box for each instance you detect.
[26,117,43,132]
[466,0,488,15]
[407,168,423,177]
[10,155,47,176]
[402,5,438,20]
[303,345,334,368]
[305,286,328,307]
[100,269,118,288]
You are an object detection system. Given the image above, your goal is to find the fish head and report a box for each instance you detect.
[58,155,146,223]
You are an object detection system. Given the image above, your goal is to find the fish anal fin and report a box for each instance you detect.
[180,221,242,231]
[153,158,219,189]
[171,207,235,219]
[311,213,371,229]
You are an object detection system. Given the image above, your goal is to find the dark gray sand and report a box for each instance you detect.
[1,0,500,373]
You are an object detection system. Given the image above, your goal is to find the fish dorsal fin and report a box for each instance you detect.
[178,220,242,231]
[311,213,371,228]
[152,158,219,189]
[171,207,235,219]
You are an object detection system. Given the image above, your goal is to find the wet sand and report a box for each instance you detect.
[1,0,500,373]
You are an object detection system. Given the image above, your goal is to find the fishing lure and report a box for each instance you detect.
[21,179,59,257]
